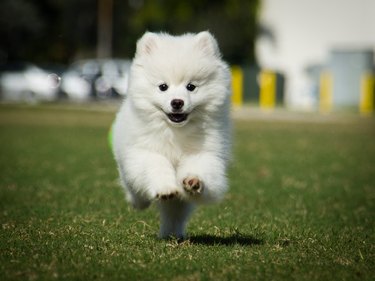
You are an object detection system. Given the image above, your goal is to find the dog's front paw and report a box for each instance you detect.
[156,190,180,201]
[183,177,204,195]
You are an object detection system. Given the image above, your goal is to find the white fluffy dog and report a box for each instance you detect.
[112,31,231,239]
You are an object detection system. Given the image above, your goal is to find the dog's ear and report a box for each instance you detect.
[136,32,159,56]
[195,31,221,58]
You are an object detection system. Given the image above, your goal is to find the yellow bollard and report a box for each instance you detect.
[231,66,243,107]
[319,71,333,113]
[360,73,374,116]
[259,70,276,111]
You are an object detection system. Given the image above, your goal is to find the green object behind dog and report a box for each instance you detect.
[108,124,113,152]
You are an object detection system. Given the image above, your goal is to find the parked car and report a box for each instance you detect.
[0,63,60,102]
[60,59,131,101]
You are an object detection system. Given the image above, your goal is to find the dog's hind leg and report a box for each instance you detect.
[158,200,194,239]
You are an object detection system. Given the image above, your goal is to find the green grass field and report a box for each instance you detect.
[0,105,374,280]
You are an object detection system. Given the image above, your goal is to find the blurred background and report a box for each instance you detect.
[0,0,374,115]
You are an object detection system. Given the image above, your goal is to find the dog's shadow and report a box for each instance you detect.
[188,234,263,246]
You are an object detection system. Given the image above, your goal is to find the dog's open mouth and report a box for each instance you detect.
[167,113,188,123]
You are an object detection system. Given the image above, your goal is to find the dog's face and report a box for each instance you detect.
[128,32,230,127]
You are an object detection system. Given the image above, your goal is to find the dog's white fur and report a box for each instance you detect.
[113,31,231,238]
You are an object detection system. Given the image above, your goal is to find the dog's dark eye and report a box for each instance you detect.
[159,83,168,92]
[186,83,196,92]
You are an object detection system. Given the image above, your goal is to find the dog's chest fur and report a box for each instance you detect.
[136,121,207,166]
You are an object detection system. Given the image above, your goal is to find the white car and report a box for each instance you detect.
[0,63,60,102]
[61,59,131,101]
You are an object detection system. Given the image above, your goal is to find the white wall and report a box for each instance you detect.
[256,0,375,109]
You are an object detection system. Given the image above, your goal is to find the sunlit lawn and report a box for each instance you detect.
[0,104,374,280]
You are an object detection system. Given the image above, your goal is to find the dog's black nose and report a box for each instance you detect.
[171,99,184,110]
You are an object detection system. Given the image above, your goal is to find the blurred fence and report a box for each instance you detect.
[232,60,375,116]
[318,71,375,116]
[230,65,285,111]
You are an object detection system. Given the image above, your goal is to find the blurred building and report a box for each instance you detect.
[256,0,375,110]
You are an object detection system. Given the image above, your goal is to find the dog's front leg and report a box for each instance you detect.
[177,153,228,203]
[120,149,182,205]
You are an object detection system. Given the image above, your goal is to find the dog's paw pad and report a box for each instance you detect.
[183,177,203,195]
[156,191,179,201]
